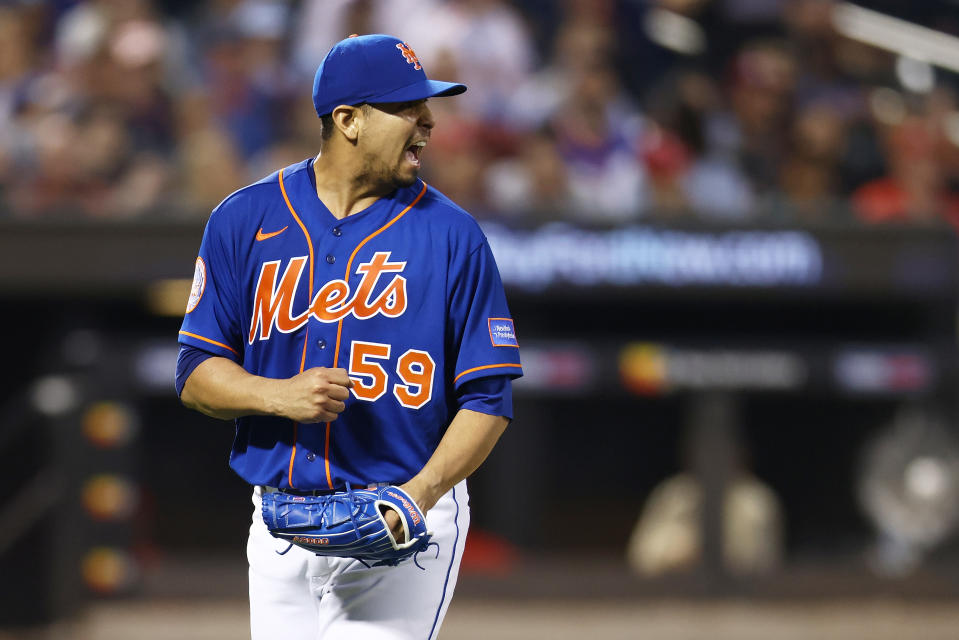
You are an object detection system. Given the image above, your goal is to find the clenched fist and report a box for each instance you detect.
[274,367,353,423]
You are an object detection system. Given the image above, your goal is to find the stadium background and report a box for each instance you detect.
[3,0,959,638]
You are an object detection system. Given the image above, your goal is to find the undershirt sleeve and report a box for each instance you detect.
[175,343,217,397]
[454,374,514,420]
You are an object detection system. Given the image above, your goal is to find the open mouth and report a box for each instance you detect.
[405,141,426,167]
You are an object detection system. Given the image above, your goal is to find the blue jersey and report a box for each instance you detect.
[179,158,522,490]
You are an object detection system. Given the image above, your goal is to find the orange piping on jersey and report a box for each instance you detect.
[453,363,523,384]
[178,331,238,356]
[288,423,299,487]
[279,169,315,298]
[323,420,334,488]
[299,327,310,371]
[343,181,428,291]
[279,168,316,489]
[325,180,429,489]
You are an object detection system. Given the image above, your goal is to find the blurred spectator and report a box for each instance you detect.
[639,125,693,216]
[784,0,867,110]
[645,70,756,220]
[852,113,959,226]
[495,10,650,223]
[485,127,573,222]
[504,20,615,131]
[420,50,518,216]
[725,39,799,199]
[547,63,647,224]
[246,95,325,183]
[771,101,849,221]
[172,90,246,212]
[783,0,889,196]
[198,2,295,160]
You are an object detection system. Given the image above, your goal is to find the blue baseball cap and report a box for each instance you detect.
[312,34,467,117]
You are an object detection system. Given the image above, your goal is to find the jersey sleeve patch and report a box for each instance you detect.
[488,318,519,347]
[185,257,206,313]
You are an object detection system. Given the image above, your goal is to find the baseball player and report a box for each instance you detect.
[175,34,522,640]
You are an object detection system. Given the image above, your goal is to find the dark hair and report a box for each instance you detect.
[320,113,335,141]
[320,104,371,142]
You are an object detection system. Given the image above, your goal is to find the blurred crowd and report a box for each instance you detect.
[4,0,959,227]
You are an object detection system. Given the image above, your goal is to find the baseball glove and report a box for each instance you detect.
[260,484,434,567]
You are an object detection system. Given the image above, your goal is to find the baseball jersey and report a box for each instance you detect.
[179,158,522,490]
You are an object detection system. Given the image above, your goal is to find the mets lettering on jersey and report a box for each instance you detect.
[249,251,408,343]
[179,158,522,490]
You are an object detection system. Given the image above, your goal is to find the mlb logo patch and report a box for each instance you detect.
[488,318,519,347]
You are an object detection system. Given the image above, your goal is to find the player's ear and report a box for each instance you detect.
[330,105,363,143]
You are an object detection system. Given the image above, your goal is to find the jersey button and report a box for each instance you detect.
[326,254,336,264]
[331,227,342,237]
[306,452,316,462]
[316,339,327,349]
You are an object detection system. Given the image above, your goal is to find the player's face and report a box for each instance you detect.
[358,99,434,190]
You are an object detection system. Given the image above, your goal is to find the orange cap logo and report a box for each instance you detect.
[396,42,421,70]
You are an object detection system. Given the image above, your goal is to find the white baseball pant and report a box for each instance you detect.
[248,480,470,640]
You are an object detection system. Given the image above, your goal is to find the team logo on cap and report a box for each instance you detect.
[396,43,421,70]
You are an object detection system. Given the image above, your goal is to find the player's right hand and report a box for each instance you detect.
[275,367,353,423]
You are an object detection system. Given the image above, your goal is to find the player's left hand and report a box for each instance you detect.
[383,481,428,540]
[382,507,404,540]
[384,480,437,539]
